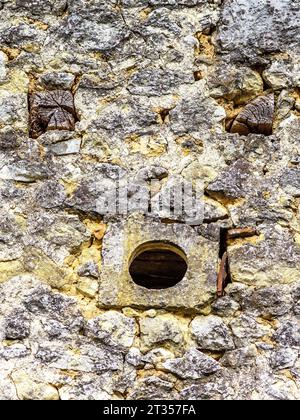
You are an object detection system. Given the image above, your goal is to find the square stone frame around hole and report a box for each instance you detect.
[98,215,219,311]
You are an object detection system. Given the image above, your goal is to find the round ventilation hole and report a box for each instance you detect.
[129,241,188,290]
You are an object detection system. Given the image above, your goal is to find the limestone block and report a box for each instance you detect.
[230,313,273,347]
[0,51,8,83]
[190,315,235,351]
[271,347,298,370]
[76,278,99,298]
[99,215,219,310]
[11,371,59,400]
[215,0,300,65]
[127,375,178,400]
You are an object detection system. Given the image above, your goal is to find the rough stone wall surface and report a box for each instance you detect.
[0,0,300,400]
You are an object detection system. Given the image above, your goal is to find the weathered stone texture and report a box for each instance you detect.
[215,0,300,65]
[190,315,235,351]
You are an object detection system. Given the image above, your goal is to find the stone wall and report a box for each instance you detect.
[0,0,300,400]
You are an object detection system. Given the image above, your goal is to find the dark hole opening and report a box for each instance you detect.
[129,244,187,290]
